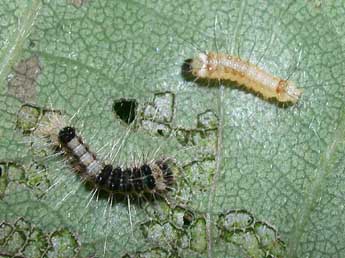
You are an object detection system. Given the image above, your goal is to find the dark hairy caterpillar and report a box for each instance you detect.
[36,112,177,196]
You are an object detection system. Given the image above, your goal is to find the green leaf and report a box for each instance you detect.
[1,0,345,257]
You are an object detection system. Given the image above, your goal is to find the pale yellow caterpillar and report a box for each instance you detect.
[190,52,302,103]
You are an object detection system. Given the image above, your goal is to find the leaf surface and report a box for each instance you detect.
[0,1,344,257]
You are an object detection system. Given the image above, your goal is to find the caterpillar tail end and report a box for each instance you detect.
[285,81,303,103]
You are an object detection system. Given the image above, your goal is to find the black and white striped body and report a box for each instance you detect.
[58,126,174,194]
[58,127,103,177]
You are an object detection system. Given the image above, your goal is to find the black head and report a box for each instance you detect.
[181,58,195,81]
[58,126,76,144]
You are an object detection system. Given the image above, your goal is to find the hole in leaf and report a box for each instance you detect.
[113,98,138,124]
[183,210,194,227]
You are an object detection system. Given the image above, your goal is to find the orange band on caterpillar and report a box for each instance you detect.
[191,52,302,103]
